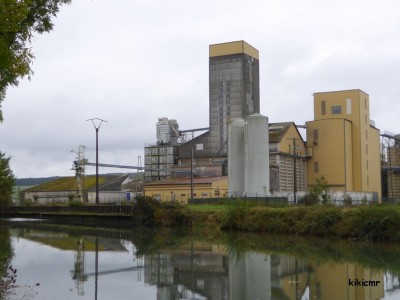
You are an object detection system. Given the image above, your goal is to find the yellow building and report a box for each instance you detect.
[269,122,307,194]
[307,262,384,300]
[144,176,227,203]
[306,89,381,201]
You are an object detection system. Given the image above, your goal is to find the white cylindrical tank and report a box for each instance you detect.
[244,114,269,197]
[228,118,245,197]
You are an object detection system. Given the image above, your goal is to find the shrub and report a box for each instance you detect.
[221,199,251,230]
[300,176,329,206]
[69,200,84,207]
[299,193,319,206]
[23,199,34,206]
[343,194,352,207]
[132,196,193,227]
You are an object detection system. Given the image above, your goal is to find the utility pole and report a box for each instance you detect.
[190,149,194,201]
[87,118,107,205]
[287,137,301,205]
[293,138,297,205]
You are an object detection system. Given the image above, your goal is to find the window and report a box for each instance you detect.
[321,101,326,115]
[314,161,319,173]
[331,106,342,115]
[346,99,352,114]
[313,129,318,144]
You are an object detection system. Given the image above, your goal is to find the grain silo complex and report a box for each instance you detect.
[144,41,276,201]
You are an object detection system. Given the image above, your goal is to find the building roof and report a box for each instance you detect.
[313,89,368,96]
[209,40,259,59]
[145,176,227,186]
[269,122,293,143]
[23,175,126,192]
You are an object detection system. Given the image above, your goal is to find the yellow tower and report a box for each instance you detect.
[306,89,381,201]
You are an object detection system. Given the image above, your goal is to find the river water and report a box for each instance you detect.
[0,218,399,300]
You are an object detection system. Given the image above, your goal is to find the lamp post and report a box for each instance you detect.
[87,118,107,204]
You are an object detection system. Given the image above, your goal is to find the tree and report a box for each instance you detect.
[0,152,15,206]
[0,0,71,122]
[300,175,329,205]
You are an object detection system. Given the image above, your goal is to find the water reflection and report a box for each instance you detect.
[143,243,388,300]
[1,220,400,300]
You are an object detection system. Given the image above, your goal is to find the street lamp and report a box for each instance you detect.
[87,118,107,204]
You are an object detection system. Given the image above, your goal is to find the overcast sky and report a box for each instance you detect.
[1,0,400,178]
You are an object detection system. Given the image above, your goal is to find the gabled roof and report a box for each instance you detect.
[269,122,293,143]
[23,175,125,192]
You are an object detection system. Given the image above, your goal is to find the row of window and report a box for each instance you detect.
[321,98,354,115]
[320,99,369,123]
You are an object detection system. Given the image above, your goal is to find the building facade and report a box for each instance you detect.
[306,89,381,200]
[144,176,228,203]
[381,134,400,199]
[269,122,307,195]
[209,41,260,155]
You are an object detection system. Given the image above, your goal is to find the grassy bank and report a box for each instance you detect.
[3,199,400,242]
[214,202,400,241]
[129,198,400,241]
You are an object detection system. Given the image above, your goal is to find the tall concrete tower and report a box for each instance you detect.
[209,41,260,155]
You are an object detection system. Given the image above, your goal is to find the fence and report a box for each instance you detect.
[188,197,288,205]
[0,205,133,214]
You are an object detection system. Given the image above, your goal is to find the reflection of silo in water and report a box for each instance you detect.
[244,114,269,197]
[228,114,269,197]
[228,118,245,197]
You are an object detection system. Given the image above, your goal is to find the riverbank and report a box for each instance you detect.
[216,202,400,241]
[1,199,400,242]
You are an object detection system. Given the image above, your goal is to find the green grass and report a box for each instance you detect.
[187,204,229,212]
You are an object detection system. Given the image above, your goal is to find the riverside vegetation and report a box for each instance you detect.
[127,196,400,242]
[4,195,400,242]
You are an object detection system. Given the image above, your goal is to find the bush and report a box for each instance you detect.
[132,196,193,227]
[338,206,400,241]
[343,194,352,207]
[299,193,319,206]
[69,200,84,207]
[299,175,329,206]
[23,199,34,206]
[221,200,251,230]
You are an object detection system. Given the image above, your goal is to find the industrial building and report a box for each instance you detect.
[22,174,132,204]
[268,122,307,195]
[145,40,262,183]
[306,89,381,201]
[381,133,400,199]
[144,176,227,203]
[144,42,385,203]
[144,121,307,201]
[144,40,309,201]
